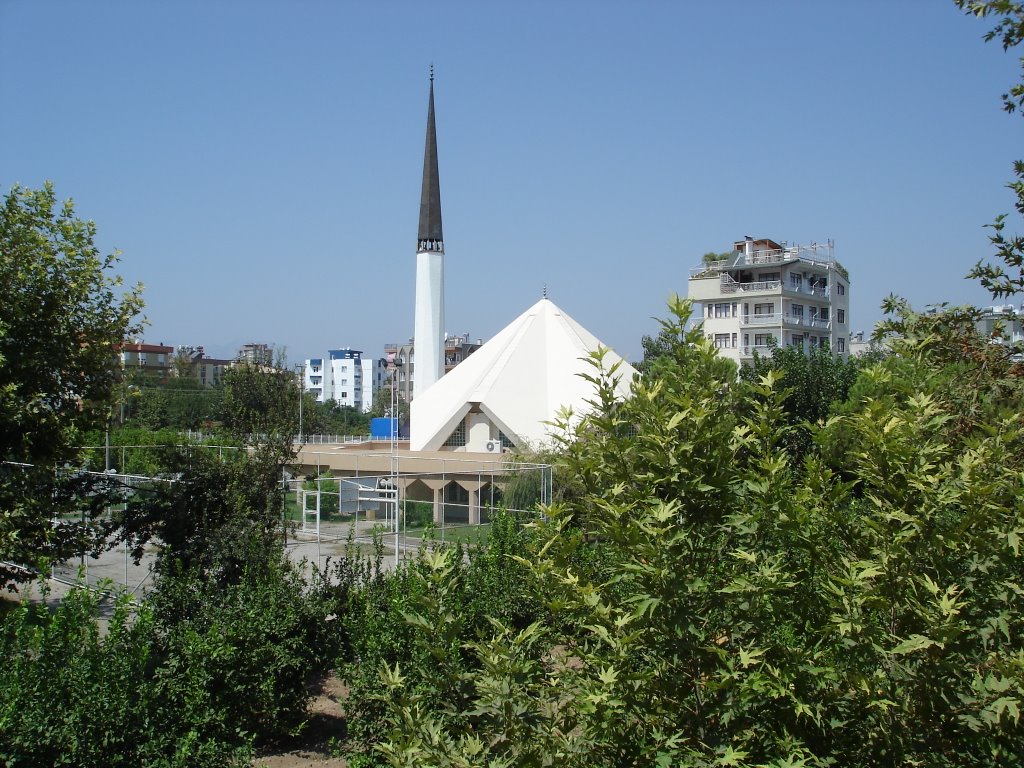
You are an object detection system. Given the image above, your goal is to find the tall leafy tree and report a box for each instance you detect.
[0,183,143,586]
[739,344,862,463]
[957,1,1024,296]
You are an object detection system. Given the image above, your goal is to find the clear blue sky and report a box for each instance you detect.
[2,0,1020,365]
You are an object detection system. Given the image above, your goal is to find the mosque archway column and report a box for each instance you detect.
[433,486,444,524]
[456,479,486,525]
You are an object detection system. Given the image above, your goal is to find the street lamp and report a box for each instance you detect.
[388,359,404,449]
[293,363,304,444]
[386,358,403,565]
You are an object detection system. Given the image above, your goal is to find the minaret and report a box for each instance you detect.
[414,67,445,400]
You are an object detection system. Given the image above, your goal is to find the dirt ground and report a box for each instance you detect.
[253,672,349,768]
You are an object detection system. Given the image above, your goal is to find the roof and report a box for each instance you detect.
[410,297,638,451]
[417,71,443,251]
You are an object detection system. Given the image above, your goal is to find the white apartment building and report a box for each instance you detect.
[303,348,375,412]
[687,237,851,364]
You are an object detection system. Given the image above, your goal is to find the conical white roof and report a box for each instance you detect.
[410,297,637,451]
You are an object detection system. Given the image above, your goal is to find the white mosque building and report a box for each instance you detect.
[407,72,637,454]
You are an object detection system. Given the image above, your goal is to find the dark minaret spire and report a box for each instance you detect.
[417,65,444,253]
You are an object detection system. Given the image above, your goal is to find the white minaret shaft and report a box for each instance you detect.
[414,68,445,400]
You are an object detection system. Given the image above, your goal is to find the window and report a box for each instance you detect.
[731,333,737,348]
[790,273,803,289]
[753,302,773,316]
[443,418,467,447]
[714,303,731,318]
[707,304,713,318]
[754,333,774,347]
[714,333,730,349]
[837,283,846,296]
[760,272,780,282]
[791,304,804,319]
[819,337,830,350]
[791,334,804,347]
[837,338,846,353]
[731,302,738,318]
[837,309,845,324]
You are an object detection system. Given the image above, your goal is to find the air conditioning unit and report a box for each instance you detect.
[484,439,502,454]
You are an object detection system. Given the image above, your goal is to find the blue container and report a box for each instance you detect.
[371,417,398,439]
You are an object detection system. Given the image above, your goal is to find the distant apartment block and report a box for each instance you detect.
[118,341,173,380]
[238,342,273,366]
[976,304,1024,344]
[383,332,483,404]
[176,345,233,388]
[303,348,374,412]
[687,237,851,363]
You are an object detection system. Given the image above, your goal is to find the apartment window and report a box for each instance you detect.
[819,337,830,350]
[753,302,773,316]
[311,366,320,373]
[791,304,804,319]
[744,334,750,348]
[731,333,737,348]
[790,273,803,289]
[714,303,730,318]
[731,302,738,318]
[837,338,846,353]
[837,283,846,296]
[714,333,730,349]
[760,272,780,282]
[754,333,774,347]
[837,309,846,324]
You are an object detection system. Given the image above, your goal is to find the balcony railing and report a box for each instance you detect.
[785,283,828,297]
[741,345,775,357]
[719,274,782,294]
[740,313,831,330]
[743,314,782,326]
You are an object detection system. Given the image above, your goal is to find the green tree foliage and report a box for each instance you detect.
[739,344,862,463]
[369,297,1024,767]
[220,360,298,449]
[126,375,223,431]
[111,446,288,583]
[0,183,143,586]
[333,514,545,766]
[957,1,1024,297]
[303,398,371,436]
[0,555,341,765]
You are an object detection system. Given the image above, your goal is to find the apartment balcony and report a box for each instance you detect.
[739,313,831,330]
[784,283,829,298]
[718,275,782,295]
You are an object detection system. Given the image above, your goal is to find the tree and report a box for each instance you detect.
[220,361,298,449]
[739,343,862,463]
[957,1,1024,296]
[0,183,143,586]
[373,297,1024,766]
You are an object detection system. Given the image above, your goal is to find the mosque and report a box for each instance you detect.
[407,70,636,454]
[293,73,637,524]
